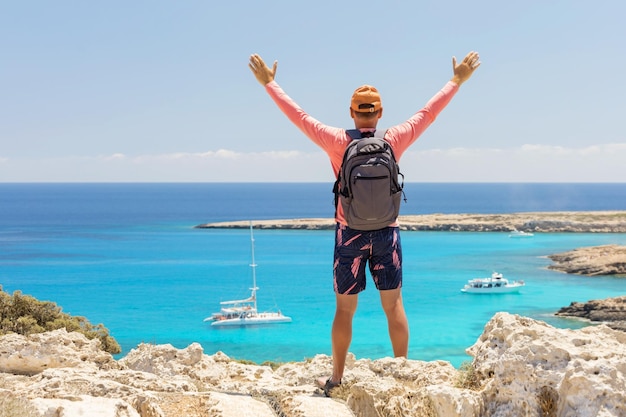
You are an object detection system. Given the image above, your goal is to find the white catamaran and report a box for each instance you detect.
[204,222,291,327]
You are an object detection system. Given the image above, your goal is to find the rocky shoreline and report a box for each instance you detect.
[195,211,626,233]
[545,245,626,332]
[2,313,626,417]
[556,296,626,332]
[547,244,626,276]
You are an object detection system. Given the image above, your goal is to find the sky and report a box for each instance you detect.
[1,1,624,183]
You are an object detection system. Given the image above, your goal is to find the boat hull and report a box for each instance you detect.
[210,314,292,327]
[461,285,523,294]
[508,231,534,238]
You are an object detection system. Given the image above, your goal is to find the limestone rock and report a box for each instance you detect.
[547,244,626,276]
[2,313,626,417]
[32,396,141,417]
[467,312,626,417]
[425,384,483,417]
[0,328,116,376]
[556,296,626,332]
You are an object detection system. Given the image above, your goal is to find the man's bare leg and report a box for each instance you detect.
[380,288,409,357]
[317,293,358,388]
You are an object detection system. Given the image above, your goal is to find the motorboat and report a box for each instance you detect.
[461,272,525,294]
[508,230,534,238]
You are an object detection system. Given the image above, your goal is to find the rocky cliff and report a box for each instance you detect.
[2,312,625,417]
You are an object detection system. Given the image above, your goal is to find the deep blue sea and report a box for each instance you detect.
[1,183,626,368]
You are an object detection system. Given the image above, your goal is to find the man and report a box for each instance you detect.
[248,52,480,396]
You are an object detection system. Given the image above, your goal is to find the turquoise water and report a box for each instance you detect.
[1,183,625,367]
[3,223,625,367]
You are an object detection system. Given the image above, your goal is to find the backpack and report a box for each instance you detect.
[333,129,405,231]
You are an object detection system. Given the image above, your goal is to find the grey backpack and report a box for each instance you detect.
[333,129,405,231]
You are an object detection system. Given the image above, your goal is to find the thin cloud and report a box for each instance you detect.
[128,149,304,162]
[2,144,624,182]
[519,143,626,155]
[400,143,626,182]
[103,153,126,161]
[416,143,626,157]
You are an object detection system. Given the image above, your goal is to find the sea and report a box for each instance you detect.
[1,182,626,368]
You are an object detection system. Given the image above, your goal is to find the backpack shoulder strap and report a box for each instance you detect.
[346,129,361,140]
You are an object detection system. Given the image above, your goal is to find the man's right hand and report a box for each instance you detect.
[249,54,277,86]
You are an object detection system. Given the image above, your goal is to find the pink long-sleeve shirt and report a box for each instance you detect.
[265,80,460,225]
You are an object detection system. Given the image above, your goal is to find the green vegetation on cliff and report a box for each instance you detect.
[0,286,121,354]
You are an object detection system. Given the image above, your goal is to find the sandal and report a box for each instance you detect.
[317,377,341,397]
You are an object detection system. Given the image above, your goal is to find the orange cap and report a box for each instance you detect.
[350,85,382,113]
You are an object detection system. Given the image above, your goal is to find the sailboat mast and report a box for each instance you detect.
[249,221,259,312]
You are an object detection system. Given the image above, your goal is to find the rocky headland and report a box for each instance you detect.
[195,211,626,233]
[556,296,626,332]
[547,244,626,276]
[545,244,626,333]
[2,312,626,417]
